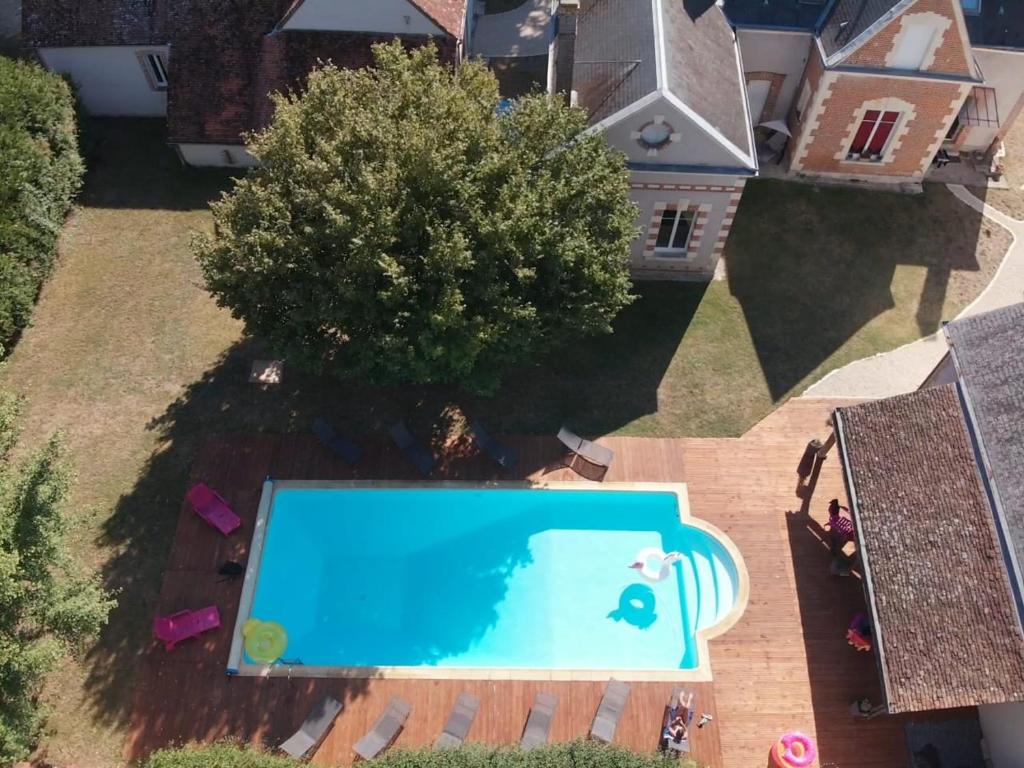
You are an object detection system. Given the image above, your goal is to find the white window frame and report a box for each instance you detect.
[652,208,695,258]
[141,52,168,91]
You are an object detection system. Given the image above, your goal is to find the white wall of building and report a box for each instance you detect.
[601,95,753,169]
[175,143,259,168]
[980,702,1024,768]
[962,47,1024,152]
[38,46,168,116]
[736,28,813,120]
[282,0,443,35]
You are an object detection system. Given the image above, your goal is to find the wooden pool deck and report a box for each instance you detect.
[126,399,969,766]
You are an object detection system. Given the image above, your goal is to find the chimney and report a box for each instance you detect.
[550,0,579,101]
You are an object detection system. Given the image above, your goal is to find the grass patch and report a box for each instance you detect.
[0,119,1010,765]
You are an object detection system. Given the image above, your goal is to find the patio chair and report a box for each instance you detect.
[389,421,436,477]
[520,691,558,751]
[279,696,343,759]
[353,697,412,760]
[153,605,220,651]
[186,483,242,535]
[468,420,518,470]
[312,417,363,466]
[434,692,481,749]
[590,679,631,743]
[557,427,614,469]
[660,687,695,755]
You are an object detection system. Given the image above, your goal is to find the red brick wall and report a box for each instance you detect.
[785,48,824,165]
[842,0,972,77]
[797,73,963,177]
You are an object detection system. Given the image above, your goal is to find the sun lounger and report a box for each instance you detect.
[280,696,343,759]
[186,483,242,535]
[153,605,220,651]
[312,417,363,465]
[389,421,436,477]
[521,691,558,751]
[557,427,614,469]
[468,420,518,470]
[590,679,631,743]
[661,687,695,755]
[353,697,411,760]
[434,692,480,749]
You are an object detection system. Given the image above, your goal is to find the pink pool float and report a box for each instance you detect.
[771,731,817,768]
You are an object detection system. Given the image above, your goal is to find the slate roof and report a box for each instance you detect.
[722,0,1024,51]
[572,0,658,124]
[835,385,1024,713]
[946,303,1024,605]
[818,0,905,57]
[22,0,168,46]
[573,0,752,162]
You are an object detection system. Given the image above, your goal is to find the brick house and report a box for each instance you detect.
[21,0,469,166]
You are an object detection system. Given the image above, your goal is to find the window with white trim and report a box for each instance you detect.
[654,208,694,256]
[143,52,168,90]
[846,110,900,161]
[890,22,937,70]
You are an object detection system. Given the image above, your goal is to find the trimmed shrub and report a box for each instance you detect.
[0,55,84,355]
[144,740,695,768]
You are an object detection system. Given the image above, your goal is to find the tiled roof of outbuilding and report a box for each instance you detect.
[835,386,1024,713]
[22,0,168,46]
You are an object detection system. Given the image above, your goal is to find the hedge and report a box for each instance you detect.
[0,55,84,355]
[144,741,696,768]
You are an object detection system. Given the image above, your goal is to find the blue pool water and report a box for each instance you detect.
[245,487,740,671]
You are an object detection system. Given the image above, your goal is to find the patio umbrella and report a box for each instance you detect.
[758,119,792,137]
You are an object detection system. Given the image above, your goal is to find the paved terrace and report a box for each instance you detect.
[127,399,973,766]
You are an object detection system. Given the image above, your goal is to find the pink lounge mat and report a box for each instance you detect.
[186,483,241,535]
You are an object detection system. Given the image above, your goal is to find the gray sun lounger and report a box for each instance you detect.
[434,692,481,749]
[468,420,518,470]
[558,427,614,468]
[279,696,343,759]
[590,679,631,743]
[312,417,363,465]
[661,687,695,755]
[389,421,437,477]
[520,691,558,751]
[353,697,412,760]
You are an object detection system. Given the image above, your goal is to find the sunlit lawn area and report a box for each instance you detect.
[0,119,1010,765]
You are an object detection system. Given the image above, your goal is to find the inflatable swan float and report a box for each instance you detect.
[628,548,684,582]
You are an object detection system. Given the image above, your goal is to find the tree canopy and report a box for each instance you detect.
[0,392,115,763]
[195,42,637,393]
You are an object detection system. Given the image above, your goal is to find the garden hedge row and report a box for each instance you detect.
[144,740,695,768]
[0,55,84,355]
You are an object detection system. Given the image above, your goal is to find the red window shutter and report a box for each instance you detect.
[868,113,900,154]
[849,111,879,154]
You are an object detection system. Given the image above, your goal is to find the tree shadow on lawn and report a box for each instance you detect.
[80,118,236,210]
[726,179,989,401]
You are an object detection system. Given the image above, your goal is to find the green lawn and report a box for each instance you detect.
[0,119,1010,765]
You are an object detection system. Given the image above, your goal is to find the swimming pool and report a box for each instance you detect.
[227,481,747,679]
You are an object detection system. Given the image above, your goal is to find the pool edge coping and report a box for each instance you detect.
[226,479,750,682]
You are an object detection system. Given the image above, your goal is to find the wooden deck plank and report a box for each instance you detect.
[127,402,972,767]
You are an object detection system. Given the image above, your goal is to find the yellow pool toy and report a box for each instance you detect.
[243,619,288,664]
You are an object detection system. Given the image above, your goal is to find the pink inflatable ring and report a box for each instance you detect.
[772,732,816,768]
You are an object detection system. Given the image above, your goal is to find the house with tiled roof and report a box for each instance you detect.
[22,0,469,166]
[821,302,1024,767]
[543,0,1023,278]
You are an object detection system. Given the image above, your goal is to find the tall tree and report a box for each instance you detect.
[195,42,637,393]
[0,393,115,762]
